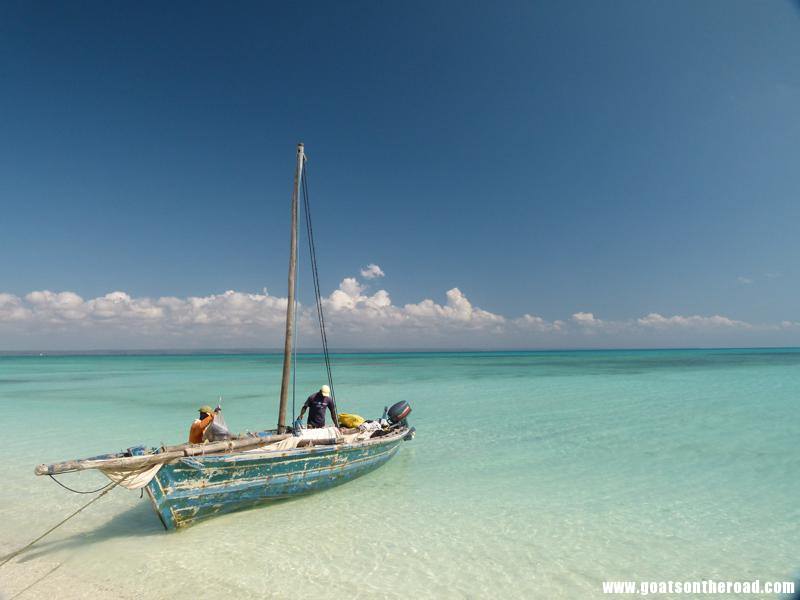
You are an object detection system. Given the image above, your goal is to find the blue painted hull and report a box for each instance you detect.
[144,429,408,529]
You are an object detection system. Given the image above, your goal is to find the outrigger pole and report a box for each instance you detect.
[278,143,304,433]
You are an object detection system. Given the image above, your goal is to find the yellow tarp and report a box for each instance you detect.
[338,413,365,428]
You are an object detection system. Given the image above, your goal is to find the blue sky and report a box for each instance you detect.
[1,1,799,349]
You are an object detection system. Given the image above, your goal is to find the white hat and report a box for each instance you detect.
[320,384,331,397]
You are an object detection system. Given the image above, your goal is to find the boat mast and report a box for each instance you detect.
[278,142,304,433]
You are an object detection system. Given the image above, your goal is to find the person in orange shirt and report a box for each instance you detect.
[189,405,218,443]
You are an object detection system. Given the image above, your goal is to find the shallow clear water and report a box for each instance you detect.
[0,350,797,598]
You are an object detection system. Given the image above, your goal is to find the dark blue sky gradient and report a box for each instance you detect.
[2,1,799,324]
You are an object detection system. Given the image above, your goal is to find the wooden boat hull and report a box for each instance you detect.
[145,429,409,529]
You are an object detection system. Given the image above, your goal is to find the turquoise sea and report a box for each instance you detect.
[0,349,797,599]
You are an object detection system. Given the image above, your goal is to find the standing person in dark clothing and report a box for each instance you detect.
[298,385,336,428]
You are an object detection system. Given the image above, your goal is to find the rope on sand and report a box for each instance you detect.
[9,563,63,599]
[0,481,119,568]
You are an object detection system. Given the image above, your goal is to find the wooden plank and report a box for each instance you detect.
[35,433,292,476]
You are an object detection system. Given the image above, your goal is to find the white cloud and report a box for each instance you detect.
[0,280,509,348]
[324,281,504,339]
[636,313,750,329]
[25,290,88,322]
[153,290,289,335]
[513,314,563,332]
[568,311,629,336]
[403,288,504,327]
[737,276,753,285]
[89,292,164,321]
[0,272,794,350]
[0,293,31,322]
[572,312,602,327]
[360,264,385,279]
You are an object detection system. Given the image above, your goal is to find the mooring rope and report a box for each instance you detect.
[0,480,120,568]
[8,562,63,599]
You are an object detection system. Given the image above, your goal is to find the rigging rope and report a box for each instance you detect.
[48,474,111,495]
[300,160,338,424]
[291,233,300,422]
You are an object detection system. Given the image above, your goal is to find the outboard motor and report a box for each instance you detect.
[387,400,412,425]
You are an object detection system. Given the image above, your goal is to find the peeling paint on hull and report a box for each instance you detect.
[145,430,408,529]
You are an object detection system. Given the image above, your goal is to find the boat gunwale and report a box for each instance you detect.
[167,425,411,465]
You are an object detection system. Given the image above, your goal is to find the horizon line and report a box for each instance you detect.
[2,345,800,357]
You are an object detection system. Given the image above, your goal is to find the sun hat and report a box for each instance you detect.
[320,385,331,397]
[198,405,214,414]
